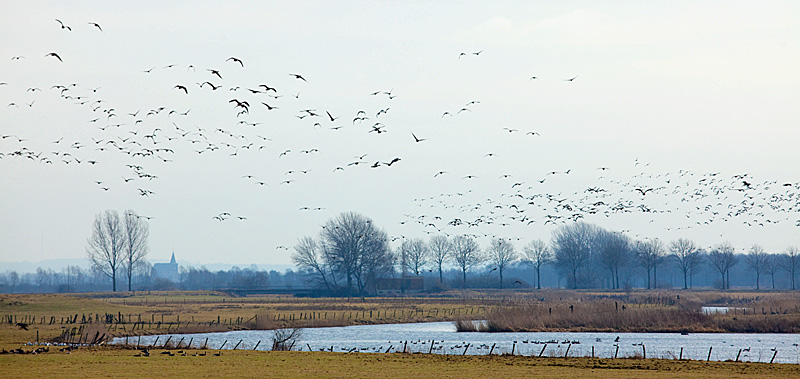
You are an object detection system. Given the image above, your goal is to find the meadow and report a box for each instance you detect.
[3,290,800,378]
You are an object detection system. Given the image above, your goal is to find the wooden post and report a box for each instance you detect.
[707,347,713,361]
[163,335,172,348]
[188,338,193,348]
[771,350,778,363]
[429,340,435,354]
[489,343,496,355]
[463,343,470,355]
[614,345,619,359]
[233,339,242,350]
[203,337,208,349]
[219,340,228,350]
[679,347,683,360]
[385,345,393,353]
[539,344,547,357]
[151,336,159,348]
[565,343,571,357]
[403,340,408,353]
[591,346,594,358]
[735,349,742,362]
[511,342,516,355]
[177,337,185,348]
[642,344,646,359]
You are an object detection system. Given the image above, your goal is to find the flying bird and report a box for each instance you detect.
[412,133,426,143]
[226,56,244,67]
[174,85,188,94]
[88,22,103,31]
[208,69,222,79]
[564,75,578,81]
[45,52,63,62]
[290,73,307,81]
[55,19,71,31]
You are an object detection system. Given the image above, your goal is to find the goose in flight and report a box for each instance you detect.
[45,52,63,62]
[227,56,244,67]
[174,85,188,94]
[55,19,71,31]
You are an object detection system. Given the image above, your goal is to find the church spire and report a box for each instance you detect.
[170,252,176,264]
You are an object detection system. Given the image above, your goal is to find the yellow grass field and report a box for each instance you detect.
[3,348,800,379]
[3,291,800,378]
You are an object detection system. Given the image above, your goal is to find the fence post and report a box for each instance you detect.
[642,344,646,359]
[707,347,713,361]
[429,340,435,354]
[233,339,242,350]
[489,343,496,355]
[463,343,470,356]
[539,344,547,357]
[565,343,571,357]
[679,347,683,360]
[771,349,778,363]
[614,345,619,359]
[735,349,742,362]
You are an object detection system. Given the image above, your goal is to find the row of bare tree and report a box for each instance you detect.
[293,216,800,292]
[86,210,150,291]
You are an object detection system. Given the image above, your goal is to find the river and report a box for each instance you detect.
[112,321,800,364]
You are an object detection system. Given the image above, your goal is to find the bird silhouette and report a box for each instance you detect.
[55,19,71,31]
[226,56,244,67]
[45,52,63,62]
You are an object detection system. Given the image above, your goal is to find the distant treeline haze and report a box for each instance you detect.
[1,217,798,294]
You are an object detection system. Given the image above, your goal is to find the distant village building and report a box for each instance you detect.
[375,277,424,296]
[152,252,179,282]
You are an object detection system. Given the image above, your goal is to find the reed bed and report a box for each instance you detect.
[464,296,800,333]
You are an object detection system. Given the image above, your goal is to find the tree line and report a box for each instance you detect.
[292,213,800,293]
[0,264,306,294]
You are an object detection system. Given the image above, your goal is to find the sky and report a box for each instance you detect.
[1,1,799,268]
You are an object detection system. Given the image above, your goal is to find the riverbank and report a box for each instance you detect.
[2,347,798,378]
[0,292,492,349]
[465,294,800,333]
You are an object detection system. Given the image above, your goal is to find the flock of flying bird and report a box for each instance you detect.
[1,18,799,254]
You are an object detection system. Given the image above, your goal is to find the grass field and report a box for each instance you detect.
[3,291,800,377]
[3,347,799,379]
[0,292,494,349]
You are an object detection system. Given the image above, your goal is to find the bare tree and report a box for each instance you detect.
[400,238,429,275]
[636,239,666,289]
[292,236,338,291]
[428,235,452,284]
[522,239,552,289]
[122,210,149,291]
[487,238,517,289]
[552,222,602,289]
[598,231,631,289]
[764,253,780,289]
[745,244,769,290]
[669,238,702,289]
[271,327,303,351]
[320,212,393,296]
[781,246,800,290]
[451,235,483,289]
[87,210,125,292]
[709,242,738,289]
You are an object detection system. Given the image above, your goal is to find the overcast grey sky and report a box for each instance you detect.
[1,1,798,267]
